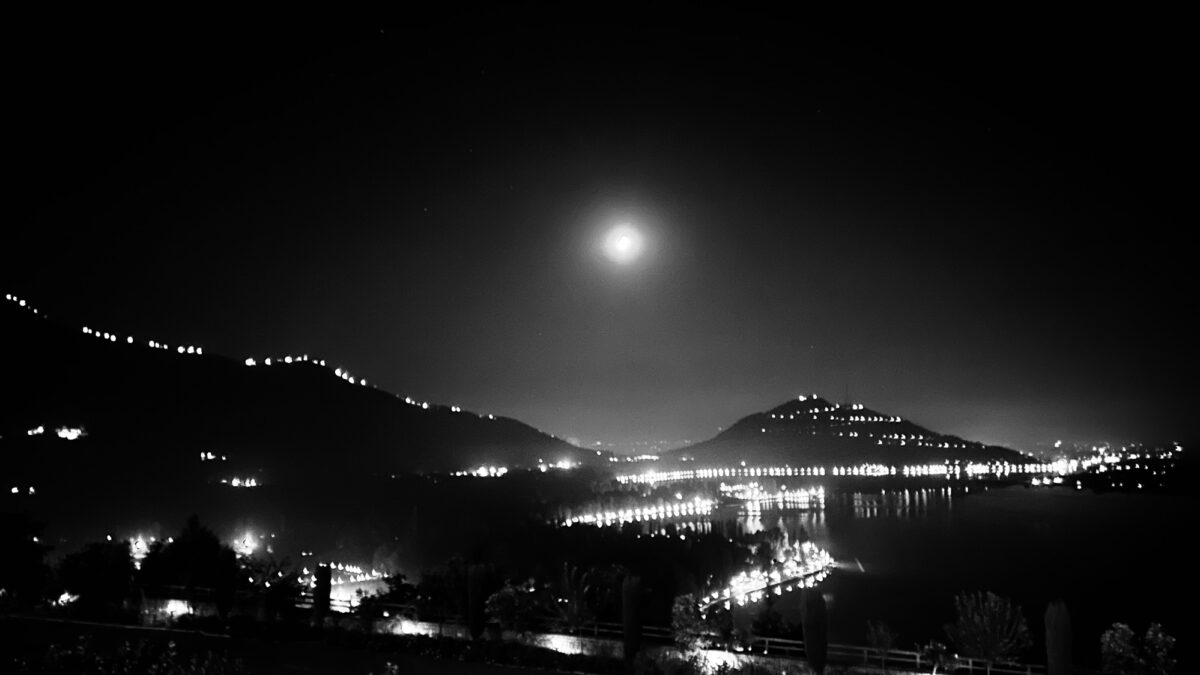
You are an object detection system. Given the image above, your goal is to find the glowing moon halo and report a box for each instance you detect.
[602,223,645,264]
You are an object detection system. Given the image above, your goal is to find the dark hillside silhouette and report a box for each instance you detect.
[668,395,1026,465]
[1,301,596,483]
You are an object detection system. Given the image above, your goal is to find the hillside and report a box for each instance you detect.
[666,394,1027,466]
[0,293,599,484]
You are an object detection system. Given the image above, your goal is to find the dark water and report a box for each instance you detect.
[741,485,1200,669]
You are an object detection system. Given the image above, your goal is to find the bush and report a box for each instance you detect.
[9,637,245,674]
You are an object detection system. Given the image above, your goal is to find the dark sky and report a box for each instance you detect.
[6,12,1194,452]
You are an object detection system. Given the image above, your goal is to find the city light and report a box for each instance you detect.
[559,496,717,528]
[452,465,509,478]
[55,426,86,440]
[698,540,836,613]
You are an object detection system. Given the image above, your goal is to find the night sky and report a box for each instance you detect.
[6,14,1194,452]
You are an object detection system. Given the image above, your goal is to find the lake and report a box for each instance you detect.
[732,485,1199,669]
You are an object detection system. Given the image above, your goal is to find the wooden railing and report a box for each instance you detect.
[330,599,1047,674]
[752,635,1046,674]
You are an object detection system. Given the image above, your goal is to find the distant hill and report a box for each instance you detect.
[664,394,1027,466]
[0,294,601,485]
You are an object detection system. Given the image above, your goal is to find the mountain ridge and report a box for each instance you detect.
[1,293,599,479]
[663,393,1027,466]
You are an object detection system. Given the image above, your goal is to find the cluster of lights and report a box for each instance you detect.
[722,483,825,510]
[301,561,382,582]
[220,477,259,488]
[246,354,327,368]
[618,459,1098,486]
[560,496,716,527]
[10,485,36,495]
[233,531,261,557]
[330,562,384,586]
[239,344,419,401]
[754,396,982,451]
[16,291,496,433]
[129,534,158,569]
[235,327,499,422]
[537,459,577,472]
[162,599,192,617]
[5,292,42,315]
[246,355,377,389]
[607,453,662,463]
[618,466,826,485]
[334,367,366,386]
[199,451,227,461]
[56,426,86,440]
[298,561,388,611]
[24,425,85,440]
[833,464,894,477]
[452,465,509,477]
[238,343,493,422]
[55,592,80,606]
[81,325,202,355]
[698,540,836,612]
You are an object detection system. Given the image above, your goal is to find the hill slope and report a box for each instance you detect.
[666,394,1026,466]
[1,294,596,483]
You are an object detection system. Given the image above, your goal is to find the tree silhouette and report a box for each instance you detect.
[548,562,618,634]
[1101,622,1176,675]
[484,578,538,634]
[920,640,952,675]
[1044,600,1072,675]
[59,539,135,617]
[241,554,301,622]
[944,591,1032,673]
[138,516,237,617]
[671,593,707,651]
[621,574,642,663]
[0,513,51,609]
[800,590,828,675]
[867,619,898,670]
[359,573,417,620]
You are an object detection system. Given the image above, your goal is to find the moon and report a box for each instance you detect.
[602,223,645,265]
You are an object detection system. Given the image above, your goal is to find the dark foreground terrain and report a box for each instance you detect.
[2,616,576,675]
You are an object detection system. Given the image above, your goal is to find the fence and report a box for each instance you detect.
[305,595,1048,674]
[753,635,1045,674]
[364,603,1045,675]
[295,592,360,615]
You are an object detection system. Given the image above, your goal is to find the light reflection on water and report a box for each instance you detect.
[629,487,961,545]
[731,487,956,546]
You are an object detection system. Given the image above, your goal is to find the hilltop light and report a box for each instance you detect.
[55,427,85,441]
